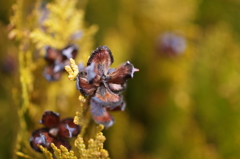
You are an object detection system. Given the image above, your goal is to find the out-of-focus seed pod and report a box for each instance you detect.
[156,32,186,56]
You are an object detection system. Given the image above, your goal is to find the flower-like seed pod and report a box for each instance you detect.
[76,45,139,128]
[43,45,78,81]
[58,118,80,138]
[30,128,55,152]
[30,110,80,152]
[156,32,186,56]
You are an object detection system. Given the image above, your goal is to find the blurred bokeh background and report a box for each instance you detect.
[2,0,240,158]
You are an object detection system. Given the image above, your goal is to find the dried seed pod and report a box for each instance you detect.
[43,45,78,81]
[58,118,81,138]
[40,111,60,129]
[31,111,80,153]
[30,128,55,152]
[156,32,186,56]
[74,46,139,128]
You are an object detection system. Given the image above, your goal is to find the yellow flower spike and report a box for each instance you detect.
[39,145,54,159]
[74,111,82,126]
[75,136,87,157]
[74,102,86,126]
[96,132,106,146]
[65,58,79,81]
[96,124,104,133]
[74,94,87,126]
[51,143,62,158]
[59,145,77,159]
[78,94,86,103]
[88,138,95,148]
[74,125,109,159]
[39,143,78,159]
[100,149,109,159]
[16,152,33,159]
[60,145,68,153]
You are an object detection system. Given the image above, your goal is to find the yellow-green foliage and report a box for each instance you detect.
[8,0,109,159]
[30,0,85,49]
[30,0,98,62]
[8,1,36,156]
[65,59,92,139]
[40,143,77,159]
[39,125,109,159]
[65,58,79,81]
[74,125,109,159]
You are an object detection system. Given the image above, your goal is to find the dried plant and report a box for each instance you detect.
[8,0,138,158]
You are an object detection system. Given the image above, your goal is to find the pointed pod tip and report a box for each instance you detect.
[134,68,139,72]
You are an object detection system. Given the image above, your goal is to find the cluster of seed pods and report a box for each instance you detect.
[31,45,139,153]
[30,111,80,152]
